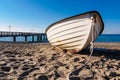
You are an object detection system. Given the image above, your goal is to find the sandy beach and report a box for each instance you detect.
[0,42,120,80]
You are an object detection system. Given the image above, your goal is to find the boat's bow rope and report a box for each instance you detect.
[67,16,95,80]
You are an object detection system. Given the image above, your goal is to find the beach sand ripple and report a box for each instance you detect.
[0,42,120,80]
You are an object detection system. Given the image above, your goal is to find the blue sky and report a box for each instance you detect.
[0,0,120,34]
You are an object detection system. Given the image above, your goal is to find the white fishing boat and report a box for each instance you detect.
[45,11,104,53]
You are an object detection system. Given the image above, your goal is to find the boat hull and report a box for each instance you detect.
[45,11,104,52]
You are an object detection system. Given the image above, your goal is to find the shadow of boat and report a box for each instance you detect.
[79,48,120,60]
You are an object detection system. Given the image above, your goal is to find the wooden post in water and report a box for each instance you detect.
[32,35,34,42]
[13,36,16,42]
[43,34,45,41]
[37,35,40,42]
[25,36,27,42]
[44,35,47,41]
[40,34,42,42]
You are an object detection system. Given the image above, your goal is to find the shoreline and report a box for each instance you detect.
[0,42,120,50]
[0,42,120,80]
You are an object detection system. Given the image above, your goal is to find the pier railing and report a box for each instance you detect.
[0,31,48,42]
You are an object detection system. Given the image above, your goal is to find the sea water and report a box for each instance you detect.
[0,36,36,42]
[0,34,120,42]
[96,34,120,42]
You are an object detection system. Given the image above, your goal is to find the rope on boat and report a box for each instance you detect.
[67,16,95,80]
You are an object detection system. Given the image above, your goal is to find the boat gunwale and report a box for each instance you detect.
[45,11,104,35]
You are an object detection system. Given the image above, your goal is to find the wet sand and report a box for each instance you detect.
[0,42,120,80]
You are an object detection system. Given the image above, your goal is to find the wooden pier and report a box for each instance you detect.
[0,31,48,42]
